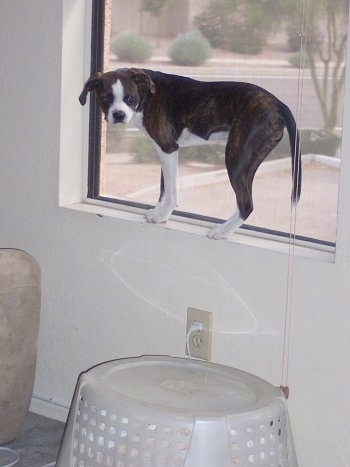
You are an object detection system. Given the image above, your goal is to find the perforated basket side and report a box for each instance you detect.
[57,358,298,467]
[71,393,195,467]
[226,399,290,466]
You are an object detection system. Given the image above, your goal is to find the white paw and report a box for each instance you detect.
[207,223,231,240]
[207,212,244,239]
[145,204,171,224]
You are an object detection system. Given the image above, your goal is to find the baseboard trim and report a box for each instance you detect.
[30,395,69,423]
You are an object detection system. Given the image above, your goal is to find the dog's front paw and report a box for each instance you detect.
[145,209,169,224]
[145,198,177,224]
[145,205,170,224]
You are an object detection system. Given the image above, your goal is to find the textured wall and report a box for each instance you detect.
[0,1,350,465]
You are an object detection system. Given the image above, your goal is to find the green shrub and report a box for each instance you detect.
[288,52,310,68]
[111,30,153,63]
[194,0,270,54]
[130,135,158,163]
[227,28,266,55]
[106,124,127,154]
[287,27,301,53]
[301,130,341,156]
[268,129,341,159]
[168,31,212,66]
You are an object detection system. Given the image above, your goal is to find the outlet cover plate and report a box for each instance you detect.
[186,307,212,360]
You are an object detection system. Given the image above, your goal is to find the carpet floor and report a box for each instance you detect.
[0,412,65,467]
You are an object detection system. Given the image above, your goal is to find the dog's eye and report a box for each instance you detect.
[124,95,134,105]
[99,94,112,105]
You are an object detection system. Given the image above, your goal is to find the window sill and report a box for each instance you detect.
[61,199,336,263]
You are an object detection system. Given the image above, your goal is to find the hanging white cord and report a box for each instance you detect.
[281,0,308,395]
[0,447,19,467]
[0,446,56,467]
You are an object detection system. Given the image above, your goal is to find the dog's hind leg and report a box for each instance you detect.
[208,133,254,239]
[145,147,179,223]
[207,163,252,240]
[208,161,253,239]
[208,115,284,240]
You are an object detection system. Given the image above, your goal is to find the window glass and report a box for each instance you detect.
[91,0,349,245]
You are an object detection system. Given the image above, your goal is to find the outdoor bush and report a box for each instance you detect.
[227,27,267,55]
[130,136,158,163]
[267,129,341,159]
[111,30,153,63]
[168,31,212,66]
[287,52,310,68]
[106,124,127,154]
[194,0,269,54]
[287,24,301,53]
[301,130,341,157]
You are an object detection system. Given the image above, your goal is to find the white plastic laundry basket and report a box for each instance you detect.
[56,356,298,467]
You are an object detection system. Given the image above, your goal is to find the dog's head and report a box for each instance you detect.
[79,68,156,124]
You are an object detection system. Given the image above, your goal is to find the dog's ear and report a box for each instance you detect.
[79,72,104,105]
[129,68,156,95]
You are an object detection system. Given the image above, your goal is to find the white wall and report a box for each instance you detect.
[1,1,350,465]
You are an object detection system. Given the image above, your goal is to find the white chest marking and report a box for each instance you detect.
[131,119,229,147]
[177,128,229,147]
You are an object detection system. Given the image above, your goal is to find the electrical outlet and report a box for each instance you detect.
[186,307,213,360]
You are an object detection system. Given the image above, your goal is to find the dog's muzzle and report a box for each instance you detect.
[112,110,126,123]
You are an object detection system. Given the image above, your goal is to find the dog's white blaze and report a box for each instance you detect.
[107,80,133,124]
[177,128,229,147]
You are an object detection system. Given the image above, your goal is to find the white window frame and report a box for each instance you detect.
[59,0,350,263]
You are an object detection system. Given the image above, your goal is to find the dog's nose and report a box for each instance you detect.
[112,110,125,122]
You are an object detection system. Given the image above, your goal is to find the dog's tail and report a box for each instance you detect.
[279,101,302,204]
